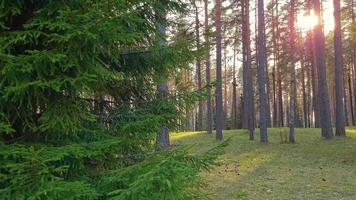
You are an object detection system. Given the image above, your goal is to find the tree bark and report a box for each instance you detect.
[333,0,346,136]
[194,3,203,131]
[204,0,213,134]
[288,0,296,143]
[232,46,237,129]
[215,0,223,140]
[257,0,268,143]
[312,0,334,139]
[242,0,255,140]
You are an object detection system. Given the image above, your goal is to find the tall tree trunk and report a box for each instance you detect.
[301,54,308,128]
[288,0,296,143]
[194,3,203,131]
[348,68,355,125]
[257,0,268,143]
[271,0,277,127]
[307,61,312,127]
[344,75,349,126]
[223,44,228,129]
[215,0,223,140]
[312,0,334,139]
[275,0,284,127]
[156,13,170,148]
[232,46,237,129]
[333,0,345,136]
[351,0,356,127]
[204,0,213,134]
[242,0,255,139]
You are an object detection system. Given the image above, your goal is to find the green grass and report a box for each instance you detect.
[171,127,356,200]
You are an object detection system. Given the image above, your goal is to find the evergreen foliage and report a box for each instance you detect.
[0,0,225,199]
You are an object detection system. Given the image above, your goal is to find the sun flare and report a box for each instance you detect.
[296,11,318,31]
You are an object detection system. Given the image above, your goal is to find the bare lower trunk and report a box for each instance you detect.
[288,0,296,143]
[215,0,223,140]
[312,0,334,139]
[204,0,213,134]
[242,0,255,139]
[194,3,203,131]
[333,0,345,136]
[258,0,268,143]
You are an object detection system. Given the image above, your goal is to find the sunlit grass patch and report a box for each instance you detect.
[172,127,356,200]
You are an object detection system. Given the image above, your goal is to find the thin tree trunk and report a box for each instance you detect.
[312,0,334,139]
[215,0,223,140]
[257,0,268,143]
[333,0,345,136]
[204,0,213,134]
[351,0,356,126]
[348,68,355,125]
[275,0,284,127]
[301,54,308,128]
[288,0,296,143]
[232,46,237,129]
[242,0,255,139]
[194,3,203,131]
[156,12,170,148]
[271,0,277,127]
[223,44,228,129]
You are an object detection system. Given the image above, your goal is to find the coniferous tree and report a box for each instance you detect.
[333,0,346,136]
[288,0,296,143]
[204,0,213,134]
[312,0,334,139]
[257,0,268,143]
[215,0,224,140]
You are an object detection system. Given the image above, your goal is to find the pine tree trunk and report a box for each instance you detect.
[257,0,268,143]
[232,46,237,129]
[204,0,213,134]
[351,0,356,126]
[271,0,277,127]
[194,3,203,131]
[312,0,334,139]
[288,0,296,143]
[301,54,308,128]
[242,0,255,140]
[215,0,223,140]
[333,0,345,136]
[156,13,170,148]
[223,45,228,129]
[348,68,355,125]
[274,0,284,127]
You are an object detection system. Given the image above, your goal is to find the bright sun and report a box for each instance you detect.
[296,11,318,31]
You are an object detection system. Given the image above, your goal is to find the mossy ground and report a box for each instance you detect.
[171,127,356,200]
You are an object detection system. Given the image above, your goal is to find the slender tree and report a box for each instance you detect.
[257,0,268,143]
[312,0,334,139]
[215,0,223,140]
[288,0,296,143]
[232,45,237,129]
[242,0,255,140]
[333,0,346,136]
[204,0,213,134]
[156,12,170,148]
[194,2,203,131]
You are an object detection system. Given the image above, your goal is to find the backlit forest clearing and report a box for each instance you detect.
[172,128,356,199]
[1,0,356,199]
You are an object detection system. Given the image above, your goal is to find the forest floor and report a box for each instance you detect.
[171,127,356,200]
